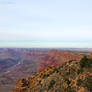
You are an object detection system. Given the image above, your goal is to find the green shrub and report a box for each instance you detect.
[85,76,92,91]
[77,68,83,74]
[80,56,92,68]
[68,60,73,63]
[80,56,88,67]
[48,80,55,90]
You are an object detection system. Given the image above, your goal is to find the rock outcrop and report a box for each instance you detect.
[13,56,92,92]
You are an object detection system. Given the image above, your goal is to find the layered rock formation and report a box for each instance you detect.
[13,56,92,92]
[39,50,82,72]
[0,48,48,92]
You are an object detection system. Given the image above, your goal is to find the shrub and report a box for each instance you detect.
[77,68,83,74]
[85,76,92,91]
[48,80,55,90]
[80,56,92,68]
[68,60,73,63]
[80,56,88,67]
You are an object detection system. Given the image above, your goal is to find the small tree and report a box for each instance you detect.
[80,56,92,68]
[80,56,88,67]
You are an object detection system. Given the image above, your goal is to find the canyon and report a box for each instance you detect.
[0,48,91,92]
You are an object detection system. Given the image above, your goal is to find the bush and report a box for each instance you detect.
[68,60,73,63]
[85,76,92,91]
[80,56,88,67]
[48,80,55,90]
[80,56,92,68]
[77,68,83,74]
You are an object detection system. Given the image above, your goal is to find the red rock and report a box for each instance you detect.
[39,50,82,72]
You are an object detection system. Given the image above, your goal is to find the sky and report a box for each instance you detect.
[0,0,92,48]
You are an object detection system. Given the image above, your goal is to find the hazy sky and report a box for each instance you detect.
[0,0,92,48]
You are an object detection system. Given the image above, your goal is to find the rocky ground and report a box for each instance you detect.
[13,55,92,92]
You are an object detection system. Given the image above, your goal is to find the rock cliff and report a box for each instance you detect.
[13,55,92,92]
